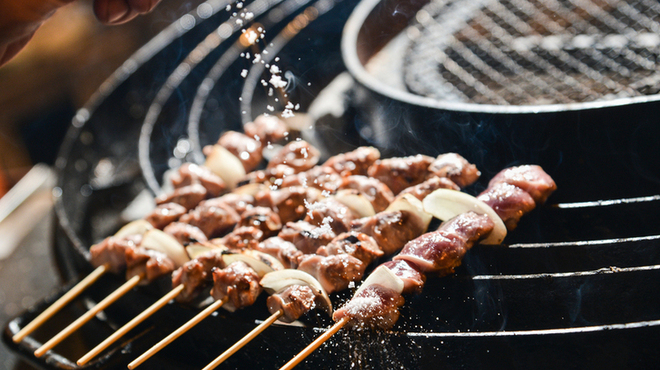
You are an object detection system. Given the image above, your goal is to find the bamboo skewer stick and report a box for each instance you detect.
[34,274,143,357]
[279,316,349,370]
[127,296,229,369]
[76,284,185,366]
[12,264,109,343]
[202,310,283,370]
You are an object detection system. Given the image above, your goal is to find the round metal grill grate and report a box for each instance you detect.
[405,0,660,105]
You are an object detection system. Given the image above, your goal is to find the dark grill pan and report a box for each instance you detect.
[4,0,660,369]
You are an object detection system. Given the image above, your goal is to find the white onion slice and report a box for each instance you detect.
[222,250,283,278]
[140,229,190,267]
[185,243,227,260]
[204,144,246,189]
[385,194,432,231]
[260,269,332,314]
[422,188,507,245]
[114,219,153,239]
[334,189,376,218]
[354,265,404,297]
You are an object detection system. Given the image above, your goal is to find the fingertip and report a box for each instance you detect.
[94,0,133,24]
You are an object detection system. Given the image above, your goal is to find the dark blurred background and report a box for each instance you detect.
[0,1,196,368]
[0,0,194,195]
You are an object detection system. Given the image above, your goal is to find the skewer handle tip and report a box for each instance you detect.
[12,264,108,343]
[279,317,349,370]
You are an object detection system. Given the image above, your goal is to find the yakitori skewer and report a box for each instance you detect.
[277,165,557,369]
[76,284,185,366]
[128,296,230,369]
[12,263,109,343]
[34,274,143,357]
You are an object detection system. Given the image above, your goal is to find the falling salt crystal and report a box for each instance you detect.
[236,19,244,26]
[236,2,243,8]
[253,54,262,64]
[275,57,280,62]
[307,82,311,86]
[301,147,308,158]
[273,178,283,186]
[261,79,268,86]
[285,101,294,109]
[266,105,275,112]
[241,69,248,78]
[263,50,268,54]
[269,75,287,88]
[267,88,273,97]
[239,97,243,101]
[244,12,254,20]
[281,109,294,118]
[240,152,250,160]
[274,98,279,102]
[348,281,355,289]
[321,190,330,197]
[226,4,231,11]
[270,65,281,74]
[269,185,279,190]
[245,52,250,59]
[301,177,307,188]
[240,53,245,57]
[245,29,258,44]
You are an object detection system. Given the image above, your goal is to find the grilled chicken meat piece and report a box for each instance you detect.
[211,261,262,311]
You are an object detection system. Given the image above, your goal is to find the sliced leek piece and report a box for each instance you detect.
[422,188,506,245]
[222,251,280,278]
[114,219,153,239]
[334,189,376,218]
[354,265,404,297]
[204,145,246,189]
[260,269,332,314]
[140,229,190,267]
[385,194,432,231]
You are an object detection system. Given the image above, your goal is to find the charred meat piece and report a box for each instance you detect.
[488,165,557,204]
[351,211,427,255]
[303,198,355,234]
[280,166,343,193]
[382,260,426,294]
[145,202,188,229]
[90,235,142,274]
[125,247,176,284]
[244,164,296,186]
[170,163,226,197]
[394,212,494,275]
[163,222,208,245]
[317,232,383,266]
[339,175,395,212]
[243,114,288,144]
[367,154,435,195]
[155,183,208,210]
[220,226,264,250]
[172,249,225,302]
[332,285,405,330]
[397,176,459,201]
[477,182,536,230]
[211,261,262,311]
[255,186,320,224]
[215,131,264,173]
[297,254,364,294]
[266,285,316,323]
[278,221,336,254]
[322,146,380,177]
[267,140,320,173]
[211,193,255,216]
[179,198,241,238]
[254,237,302,269]
[427,153,480,188]
[238,206,282,238]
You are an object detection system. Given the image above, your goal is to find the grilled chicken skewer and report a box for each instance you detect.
[279,165,556,370]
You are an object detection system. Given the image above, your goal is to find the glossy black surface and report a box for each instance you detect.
[4,0,660,368]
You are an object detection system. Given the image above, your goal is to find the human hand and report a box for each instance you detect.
[93,0,161,25]
[0,0,161,66]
